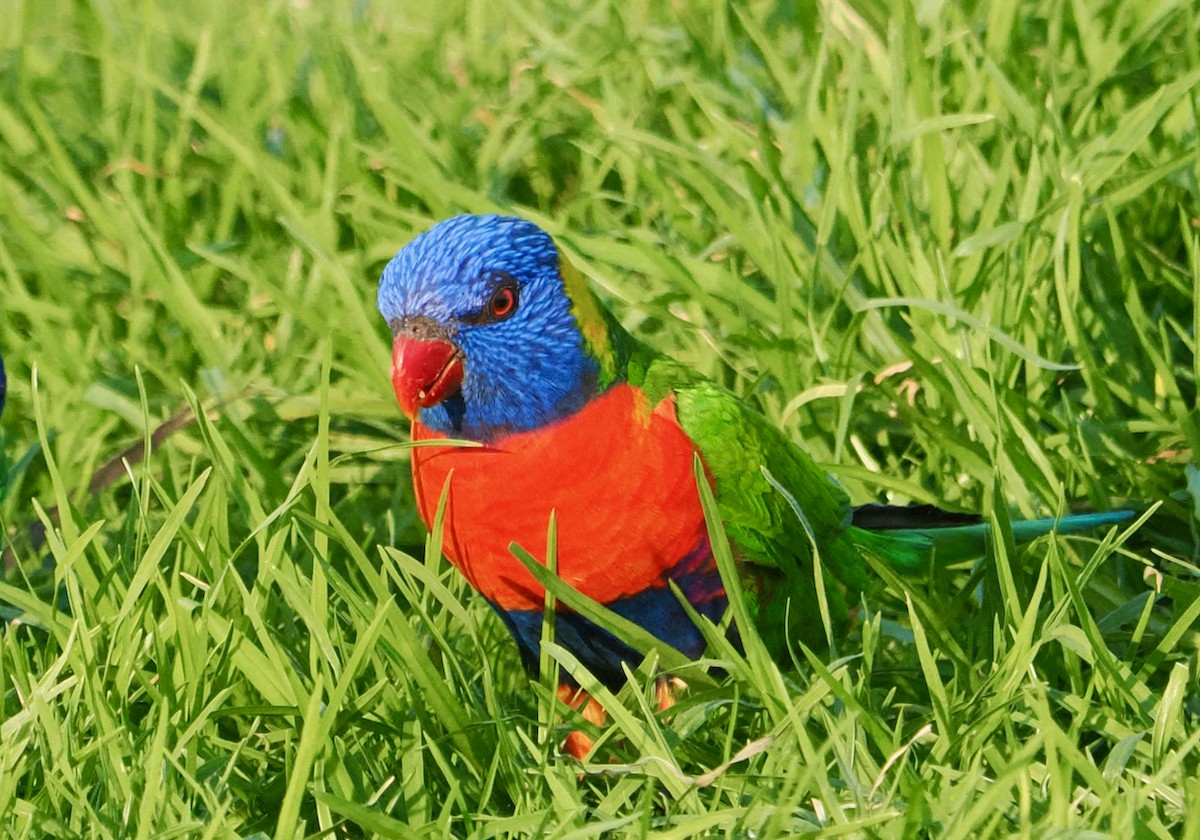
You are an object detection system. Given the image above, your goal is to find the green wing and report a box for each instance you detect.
[627,347,871,653]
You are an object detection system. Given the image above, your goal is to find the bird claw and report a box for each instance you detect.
[557,677,688,761]
[557,684,608,760]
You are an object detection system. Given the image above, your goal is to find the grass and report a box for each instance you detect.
[0,0,1198,835]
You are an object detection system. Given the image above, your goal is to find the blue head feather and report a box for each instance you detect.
[377,214,602,440]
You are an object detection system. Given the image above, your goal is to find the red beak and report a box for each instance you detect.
[391,334,464,418]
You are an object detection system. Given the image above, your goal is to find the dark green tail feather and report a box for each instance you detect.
[850,509,1135,573]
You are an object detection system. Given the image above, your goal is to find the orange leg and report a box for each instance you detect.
[557,684,608,759]
[655,676,686,712]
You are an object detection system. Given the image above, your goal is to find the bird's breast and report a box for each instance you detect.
[409,383,713,611]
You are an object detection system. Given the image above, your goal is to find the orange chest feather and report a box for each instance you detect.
[410,384,711,610]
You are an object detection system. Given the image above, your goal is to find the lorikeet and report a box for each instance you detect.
[377,214,1130,757]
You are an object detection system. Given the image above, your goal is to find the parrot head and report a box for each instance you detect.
[377,214,614,441]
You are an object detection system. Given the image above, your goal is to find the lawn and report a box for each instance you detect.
[1,0,1198,836]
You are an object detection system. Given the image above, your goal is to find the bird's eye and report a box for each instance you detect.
[486,283,518,321]
[461,276,521,326]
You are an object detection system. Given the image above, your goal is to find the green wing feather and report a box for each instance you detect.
[612,332,870,652]
[669,371,872,653]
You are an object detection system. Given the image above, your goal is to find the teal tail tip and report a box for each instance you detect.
[856,508,1139,573]
[1010,509,1136,541]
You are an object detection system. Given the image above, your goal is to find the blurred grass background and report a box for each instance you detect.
[1,0,1199,836]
